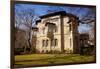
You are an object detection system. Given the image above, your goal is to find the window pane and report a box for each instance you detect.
[69,24,71,31]
[55,39,58,46]
[51,39,53,46]
[46,40,48,47]
[70,38,71,48]
[42,40,45,47]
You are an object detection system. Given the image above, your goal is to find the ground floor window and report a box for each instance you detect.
[51,39,53,46]
[54,39,58,46]
[42,39,58,47]
[51,39,58,46]
[46,39,48,47]
[42,39,49,47]
[70,38,71,48]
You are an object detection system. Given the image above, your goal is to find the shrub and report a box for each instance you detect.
[65,48,72,54]
[14,48,24,55]
[53,50,62,54]
[31,47,36,53]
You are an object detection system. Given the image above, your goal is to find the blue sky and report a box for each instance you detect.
[15,4,95,33]
[15,4,92,18]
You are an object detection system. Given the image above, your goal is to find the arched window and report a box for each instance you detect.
[55,39,58,46]
[42,40,45,47]
[51,39,58,46]
[51,39,53,46]
[70,38,71,48]
[46,39,48,47]
[42,50,44,53]
[46,50,48,53]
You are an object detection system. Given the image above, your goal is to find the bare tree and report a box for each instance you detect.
[15,5,38,53]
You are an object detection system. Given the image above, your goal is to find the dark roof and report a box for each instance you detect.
[36,11,78,25]
[36,20,41,25]
[40,11,78,19]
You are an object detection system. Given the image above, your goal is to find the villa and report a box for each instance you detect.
[32,11,80,54]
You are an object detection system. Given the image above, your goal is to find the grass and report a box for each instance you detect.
[14,54,95,67]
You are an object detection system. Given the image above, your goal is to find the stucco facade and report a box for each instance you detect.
[32,11,79,54]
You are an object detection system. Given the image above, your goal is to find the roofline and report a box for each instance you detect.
[39,11,78,19]
[36,11,79,25]
[36,20,41,25]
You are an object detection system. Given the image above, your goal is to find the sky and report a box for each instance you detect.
[15,4,95,33]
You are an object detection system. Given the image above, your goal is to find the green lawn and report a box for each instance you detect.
[14,54,95,67]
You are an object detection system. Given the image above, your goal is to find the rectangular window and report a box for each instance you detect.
[51,39,53,46]
[46,40,48,47]
[51,39,54,46]
[69,24,71,31]
[54,39,58,46]
[70,38,71,48]
[42,40,45,47]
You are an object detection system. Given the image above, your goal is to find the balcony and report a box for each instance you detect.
[45,22,56,39]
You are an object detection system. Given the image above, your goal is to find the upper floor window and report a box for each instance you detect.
[48,28,52,33]
[43,28,45,34]
[69,24,71,31]
[54,26,58,32]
